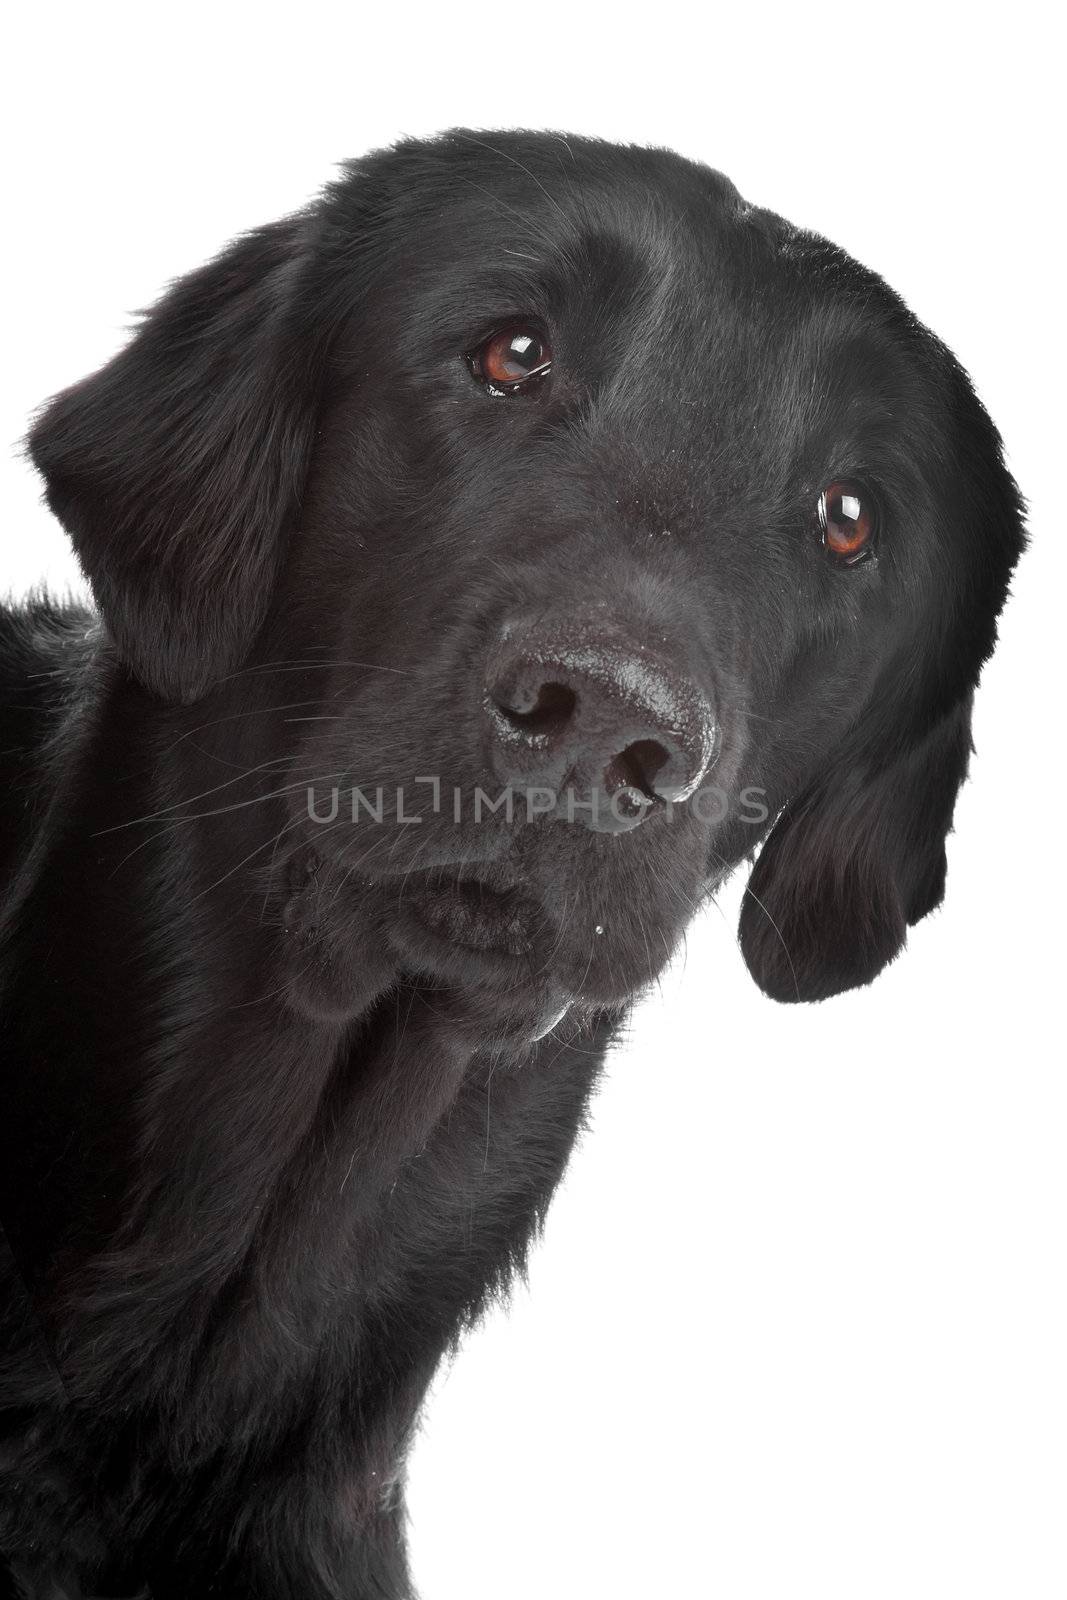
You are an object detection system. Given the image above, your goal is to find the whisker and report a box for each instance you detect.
[740,882,800,1000]
[705,840,799,999]
[452,133,569,223]
[215,658,415,683]
[93,768,345,836]
[189,813,312,905]
[451,174,537,230]
[153,699,328,760]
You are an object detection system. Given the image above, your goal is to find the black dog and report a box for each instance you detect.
[0,131,1024,1596]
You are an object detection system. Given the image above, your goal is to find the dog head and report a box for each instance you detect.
[28,131,1025,1018]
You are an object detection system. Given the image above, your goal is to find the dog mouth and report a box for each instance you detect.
[399,868,544,957]
[282,838,692,1020]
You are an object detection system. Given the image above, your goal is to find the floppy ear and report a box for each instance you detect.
[28,217,322,702]
[739,697,973,1002]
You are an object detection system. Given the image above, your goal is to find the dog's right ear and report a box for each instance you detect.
[28,216,325,703]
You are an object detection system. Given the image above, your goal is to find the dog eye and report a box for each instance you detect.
[817,481,876,563]
[468,325,552,396]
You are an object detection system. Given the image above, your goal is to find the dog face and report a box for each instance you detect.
[28,132,1024,1020]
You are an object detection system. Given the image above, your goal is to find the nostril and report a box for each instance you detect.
[491,679,577,743]
[603,738,671,801]
[621,738,671,797]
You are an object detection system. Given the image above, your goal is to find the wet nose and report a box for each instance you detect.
[484,617,717,834]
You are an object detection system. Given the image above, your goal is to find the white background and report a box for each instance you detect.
[3,6,1063,1597]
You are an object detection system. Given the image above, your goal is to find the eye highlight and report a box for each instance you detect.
[468,324,552,396]
[817,480,877,563]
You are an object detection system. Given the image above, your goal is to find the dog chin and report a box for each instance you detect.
[277,847,671,1030]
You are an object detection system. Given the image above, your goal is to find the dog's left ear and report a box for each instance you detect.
[739,697,974,1002]
[741,336,1027,1003]
[28,216,324,702]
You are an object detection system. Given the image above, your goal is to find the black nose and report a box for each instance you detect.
[484,617,717,834]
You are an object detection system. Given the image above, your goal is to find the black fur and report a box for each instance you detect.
[0,131,1024,1596]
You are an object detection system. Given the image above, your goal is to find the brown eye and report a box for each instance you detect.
[469,324,552,395]
[818,480,877,562]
